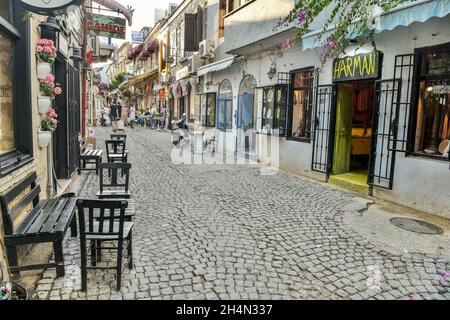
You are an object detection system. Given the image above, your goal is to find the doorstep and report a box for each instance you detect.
[328,170,369,195]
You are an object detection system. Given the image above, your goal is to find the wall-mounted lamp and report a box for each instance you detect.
[267,63,277,81]
[69,46,83,62]
[39,16,61,32]
[206,80,213,90]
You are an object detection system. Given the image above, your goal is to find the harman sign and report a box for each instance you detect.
[19,0,83,15]
[87,13,126,40]
[333,51,382,82]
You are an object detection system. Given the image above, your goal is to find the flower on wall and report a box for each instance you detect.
[35,39,57,64]
[41,107,59,132]
[39,74,62,99]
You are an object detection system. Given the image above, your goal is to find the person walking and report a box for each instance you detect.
[110,100,117,123]
[129,106,136,129]
[121,104,129,127]
[117,102,123,122]
[150,104,158,129]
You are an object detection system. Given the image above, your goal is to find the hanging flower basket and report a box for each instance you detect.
[37,130,52,148]
[37,61,52,80]
[38,95,52,114]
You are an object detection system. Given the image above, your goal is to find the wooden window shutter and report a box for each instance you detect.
[197,6,203,44]
[184,13,198,52]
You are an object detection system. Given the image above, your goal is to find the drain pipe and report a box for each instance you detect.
[47,138,55,196]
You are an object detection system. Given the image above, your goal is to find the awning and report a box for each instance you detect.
[127,70,159,87]
[302,0,450,50]
[197,57,235,77]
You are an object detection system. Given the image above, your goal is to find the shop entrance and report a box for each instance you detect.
[329,82,375,193]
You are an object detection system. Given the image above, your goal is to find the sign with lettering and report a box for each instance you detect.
[87,13,126,40]
[19,0,82,15]
[131,32,144,44]
[333,51,382,82]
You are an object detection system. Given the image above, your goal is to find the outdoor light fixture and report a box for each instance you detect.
[267,63,277,81]
[39,16,61,32]
[69,47,83,62]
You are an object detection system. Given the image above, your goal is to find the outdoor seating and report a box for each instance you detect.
[105,139,128,164]
[77,199,133,291]
[0,172,78,279]
[96,162,132,199]
[79,138,103,175]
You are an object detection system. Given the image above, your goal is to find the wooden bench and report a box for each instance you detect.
[0,172,78,279]
[79,139,103,175]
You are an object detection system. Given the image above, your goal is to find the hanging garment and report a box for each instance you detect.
[442,114,449,140]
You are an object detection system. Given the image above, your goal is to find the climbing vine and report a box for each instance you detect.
[276,0,418,65]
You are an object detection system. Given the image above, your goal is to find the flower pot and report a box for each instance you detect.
[37,130,52,148]
[37,62,51,80]
[10,283,29,300]
[38,96,51,114]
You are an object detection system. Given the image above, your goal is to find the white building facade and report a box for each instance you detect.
[188,0,450,219]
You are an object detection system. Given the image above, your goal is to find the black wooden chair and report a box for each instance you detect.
[105,140,128,164]
[97,162,132,199]
[110,134,127,142]
[77,199,133,291]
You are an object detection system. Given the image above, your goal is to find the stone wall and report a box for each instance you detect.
[0,14,50,282]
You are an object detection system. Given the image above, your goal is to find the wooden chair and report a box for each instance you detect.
[79,139,103,175]
[105,140,128,163]
[77,199,133,291]
[97,162,132,199]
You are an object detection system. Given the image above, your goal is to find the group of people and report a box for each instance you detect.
[138,105,165,129]
[108,100,136,129]
[101,99,167,131]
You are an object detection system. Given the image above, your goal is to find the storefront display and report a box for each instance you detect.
[196,93,216,127]
[413,48,450,158]
[259,85,288,136]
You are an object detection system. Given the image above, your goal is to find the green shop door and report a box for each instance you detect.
[332,85,354,175]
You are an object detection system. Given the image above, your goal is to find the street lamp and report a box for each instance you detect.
[39,16,61,32]
[267,63,277,81]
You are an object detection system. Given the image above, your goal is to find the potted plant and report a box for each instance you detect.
[38,108,58,148]
[35,39,57,80]
[0,282,29,300]
[38,74,62,114]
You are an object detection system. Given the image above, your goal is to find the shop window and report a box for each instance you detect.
[0,1,32,176]
[217,79,233,131]
[227,0,252,14]
[260,85,288,136]
[287,68,314,141]
[413,46,450,159]
[197,93,216,127]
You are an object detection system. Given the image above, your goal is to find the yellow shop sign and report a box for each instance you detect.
[333,51,382,82]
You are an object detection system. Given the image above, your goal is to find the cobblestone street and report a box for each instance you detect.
[33,127,450,300]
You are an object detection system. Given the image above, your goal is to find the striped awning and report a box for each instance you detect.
[196,56,235,77]
[302,0,450,50]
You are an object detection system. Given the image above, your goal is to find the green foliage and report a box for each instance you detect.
[109,73,128,91]
[277,0,416,65]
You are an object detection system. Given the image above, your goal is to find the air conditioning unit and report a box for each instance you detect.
[199,39,215,59]
[90,36,100,57]
[188,53,201,73]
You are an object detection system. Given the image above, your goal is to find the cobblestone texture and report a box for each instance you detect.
[32,127,450,300]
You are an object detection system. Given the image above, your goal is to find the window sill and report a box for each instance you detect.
[286,136,312,144]
[406,152,450,163]
[0,151,33,178]
[224,0,257,19]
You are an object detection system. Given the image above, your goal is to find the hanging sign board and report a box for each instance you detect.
[131,32,144,44]
[333,51,382,82]
[87,13,126,40]
[19,0,83,15]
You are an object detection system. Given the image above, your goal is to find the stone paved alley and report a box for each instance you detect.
[32,127,450,300]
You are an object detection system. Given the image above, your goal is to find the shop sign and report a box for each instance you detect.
[58,33,69,58]
[333,51,382,82]
[176,66,190,81]
[19,0,82,15]
[87,13,126,40]
[132,32,144,44]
